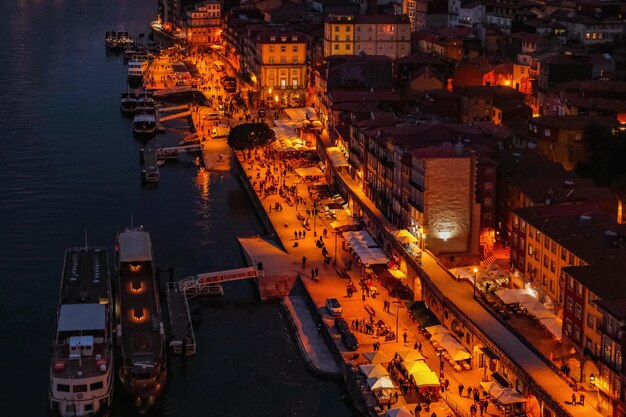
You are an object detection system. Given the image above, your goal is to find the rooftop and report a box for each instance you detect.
[530,115,616,130]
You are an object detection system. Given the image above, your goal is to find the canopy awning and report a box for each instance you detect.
[58,304,106,332]
[495,289,536,305]
[412,371,440,387]
[367,375,395,391]
[425,325,448,336]
[404,360,431,375]
[540,316,562,340]
[359,364,389,378]
[327,147,349,167]
[363,351,391,364]
[480,380,506,398]
[481,346,499,360]
[387,268,407,280]
[330,217,358,229]
[497,388,527,404]
[118,230,152,262]
[396,350,425,362]
[386,406,414,417]
[295,167,324,177]
[392,229,418,244]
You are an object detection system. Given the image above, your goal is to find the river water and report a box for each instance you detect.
[0,1,352,416]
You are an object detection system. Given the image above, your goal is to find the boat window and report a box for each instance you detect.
[84,404,94,412]
[57,384,70,392]
[90,381,104,391]
[73,384,87,393]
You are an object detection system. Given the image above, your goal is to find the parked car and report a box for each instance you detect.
[341,331,358,350]
[326,298,343,316]
[334,317,350,334]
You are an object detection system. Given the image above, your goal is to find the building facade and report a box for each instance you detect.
[185,0,222,46]
[324,14,411,60]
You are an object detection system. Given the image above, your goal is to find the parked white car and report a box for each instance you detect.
[326,298,343,316]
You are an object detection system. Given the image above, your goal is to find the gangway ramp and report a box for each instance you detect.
[166,283,196,356]
[158,110,191,123]
[178,266,258,296]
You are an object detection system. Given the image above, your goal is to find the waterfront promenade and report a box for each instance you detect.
[161,47,596,417]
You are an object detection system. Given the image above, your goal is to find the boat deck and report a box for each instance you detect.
[51,247,112,379]
[118,261,165,369]
[166,283,196,356]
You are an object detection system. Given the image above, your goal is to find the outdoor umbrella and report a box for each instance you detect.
[524,301,555,319]
[425,325,448,336]
[431,332,459,346]
[385,406,414,417]
[540,316,563,340]
[363,351,391,364]
[480,381,506,398]
[497,388,527,404]
[450,347,472,361]
[359,364,389,378]
[396,350,425,362]
[367,375,395,391]
[495,289,536,305]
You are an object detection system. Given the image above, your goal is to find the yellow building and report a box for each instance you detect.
[324,14,411,60]
[250,30,308,108]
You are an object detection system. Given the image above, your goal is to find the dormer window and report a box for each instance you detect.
[292,36,297,41]
[270,36,276,41]
[281,36,287,42]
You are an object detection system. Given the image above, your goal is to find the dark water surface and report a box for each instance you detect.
[0,1,352,415]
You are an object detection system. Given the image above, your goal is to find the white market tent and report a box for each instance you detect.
[386,406,414,417]
[363,351,391,364]
[396,350,425,362]
[295,167,324,177]
[359,364,389,378]
[327,147,350,167]
[412,371,441,387]
[450,347,473,361]
[495,289,536,305]
[343,231,390,266]
[367,376,395,391]
[344,231,379,248]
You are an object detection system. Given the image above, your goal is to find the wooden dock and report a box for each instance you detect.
[166,283,196,356]
[142,148,160,182]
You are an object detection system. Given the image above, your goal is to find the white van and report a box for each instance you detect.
[211,126,231,138]
[204,112,220,120]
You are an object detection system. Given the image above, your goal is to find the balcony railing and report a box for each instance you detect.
[409,178,424,192]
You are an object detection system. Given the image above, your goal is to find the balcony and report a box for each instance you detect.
[409,178,424,192]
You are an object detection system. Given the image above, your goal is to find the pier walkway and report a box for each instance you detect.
[166,283,196,356]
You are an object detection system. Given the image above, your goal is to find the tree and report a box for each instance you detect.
[227,123,276,150]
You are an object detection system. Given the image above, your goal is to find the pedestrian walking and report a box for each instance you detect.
[403,331,408,344]
[323,228,328,238]
[458,383,464,396]
[580,393,585,406]
[311,269,315,280]
[418,342,422,353]
[467,386,472,398]
[414,341,418,350]
[315,267,319,278]
[302,256,307,268]
[294,230,298,240]
[571,392,577,406]
[303,230,306,238]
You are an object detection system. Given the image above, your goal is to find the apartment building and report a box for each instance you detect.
[562,258,626,417]
[248,30,308,108]
[184,0,222,46]
[323,14,411,60]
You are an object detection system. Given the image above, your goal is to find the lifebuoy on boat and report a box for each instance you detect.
[77,393,83,400]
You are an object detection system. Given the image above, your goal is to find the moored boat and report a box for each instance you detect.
[105,31,118,49]
[132,112,157,136]
[115,228,166,412]
[49,246,114,417]
[127,59,147,88]
[120,92,138,114]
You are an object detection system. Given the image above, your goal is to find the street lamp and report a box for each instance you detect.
[473,267,479,298]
